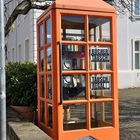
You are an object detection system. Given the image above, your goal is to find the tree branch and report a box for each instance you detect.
[5,0,54,36]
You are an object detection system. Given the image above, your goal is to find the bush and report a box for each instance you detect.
[6,62,37,110]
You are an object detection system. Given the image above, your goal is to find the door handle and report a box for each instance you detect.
[57,41,63,104]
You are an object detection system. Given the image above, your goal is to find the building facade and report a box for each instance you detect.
[5,0,43,63]
[5,0,140,89]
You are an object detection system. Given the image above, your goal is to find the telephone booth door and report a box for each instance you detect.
[37,0,119,140]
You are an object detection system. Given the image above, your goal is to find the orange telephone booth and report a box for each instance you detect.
[37,0,119,140]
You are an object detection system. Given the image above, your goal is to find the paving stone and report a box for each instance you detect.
[119,88,140,140]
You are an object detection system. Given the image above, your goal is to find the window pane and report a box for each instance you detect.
[63,74,86,100]
[46,19,52,43]
[61,15,85,41]
[40,101,45,123]
[47,104,53,128]
[91,102,112,128]
[134,0,140,15]
[62,45,85,70]
[41,76,44,97]
[90,46,111,70]
[47,75,52,99]
[47,47,52,71]
[63,104,86,130]
[90,74,111,99]
[40,24,44,47]
[135,53,139,69]
[135,41,139,51]
[89,17,110,42]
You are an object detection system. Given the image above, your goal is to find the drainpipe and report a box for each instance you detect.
[0,0,6,140]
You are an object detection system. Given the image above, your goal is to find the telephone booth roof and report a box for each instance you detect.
[38,0,115,21]
[53,0,115,12]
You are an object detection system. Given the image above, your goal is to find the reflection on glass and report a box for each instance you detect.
[134,0,140,15]
[89,17,110,42]
[47,104,53,128]
[41,76,44,97]
[63,74,86,100]
[40,50,44,71]
[41,101,45,123]
[61,15,85,41]
[62,45,85,70]
[91,102,112,128]
[89,46,111,70]
[63,104,86,131]
[135,41,139,51]
[47,47,52,71]
[47,75,52,99]
[40,24,44,47]
[46,19,52,43]
[90,74,111,99]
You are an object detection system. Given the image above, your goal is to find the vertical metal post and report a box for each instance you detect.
[0,0,6,140]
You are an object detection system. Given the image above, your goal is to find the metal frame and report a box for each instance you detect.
[37,6,119,140]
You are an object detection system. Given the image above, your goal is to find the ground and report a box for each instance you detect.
[7,88,140,140]
[119,88,140,140]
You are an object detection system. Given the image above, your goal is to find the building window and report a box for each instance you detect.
[25,39,29,61]
[12,48,15,62]
[8,51,10,61]
[134,41,140,69]
[134,0,140,16]
[18,44,22,62]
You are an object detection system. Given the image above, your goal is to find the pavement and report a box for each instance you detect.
[119,88,140,140]
[6,88,140,140]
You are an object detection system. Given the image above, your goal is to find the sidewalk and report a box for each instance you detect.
[6,88,140,140]
[119,88,140,140]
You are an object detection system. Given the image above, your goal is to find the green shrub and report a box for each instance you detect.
[6,62,37,110]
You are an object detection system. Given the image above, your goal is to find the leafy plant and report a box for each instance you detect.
[6,62,37,110]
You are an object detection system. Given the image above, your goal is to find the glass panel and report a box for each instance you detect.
[89,46,111,70]
[40,76,44,97]
[134,0,140,15]
[47,75,52,99]
[63,104,86,130]
[40,24,44,47]
[62,45,85,70]
[46,19,52,43]
[40,101,45,123]
[47,47,52,71]
[91,102,112,128]
[40,50,44,71]
[63,74,86,100]
[89,17,110,42]
[135,53,139,69]
[135,41,139,51]
[47,104,53,128]
[61,15,85,41]
[90,74,111,99]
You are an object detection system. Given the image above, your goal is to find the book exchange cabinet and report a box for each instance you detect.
[37,0,119,140]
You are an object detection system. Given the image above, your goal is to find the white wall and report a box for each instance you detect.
[5,0,43,63]
[6,10,33,62]
[117,12,140,89]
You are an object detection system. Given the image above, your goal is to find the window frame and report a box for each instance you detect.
[133,39,140,70]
